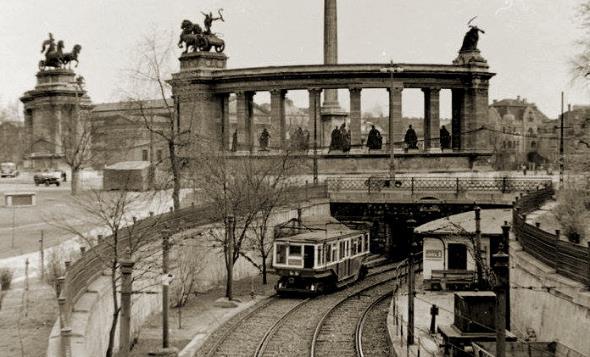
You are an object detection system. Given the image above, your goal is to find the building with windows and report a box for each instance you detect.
[0,121,24,165]
[489,96,555,170]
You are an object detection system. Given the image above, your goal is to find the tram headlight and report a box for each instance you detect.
[310,284,316,291]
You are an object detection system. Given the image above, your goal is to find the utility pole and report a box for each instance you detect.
[406,218,417,346]
[474,206,484,287]
[380,61,404,179]
[226,215,235,301]
[559,92,565,187]
[493,243,509,357]
[39,230,45,281]
[118,250,134,357]
[162,230,171,350]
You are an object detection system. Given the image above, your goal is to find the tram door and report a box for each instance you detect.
[304,246,315,269]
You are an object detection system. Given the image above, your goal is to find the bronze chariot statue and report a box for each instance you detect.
[178,9,225,54]
[39,33,82,70]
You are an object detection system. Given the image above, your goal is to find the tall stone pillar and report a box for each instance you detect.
[220,93,231,151]
[387,86,403,153]
[349,87,362,148]
[20,69,92,170]
[323,0,339,109]
[308,89,322,151]
[270,90,287,149]
[423,87,440,151]
[451,89,463,150]
[321,0,347,148]
[461,78,490,151]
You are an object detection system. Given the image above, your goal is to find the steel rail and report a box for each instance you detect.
[355,290,393,357]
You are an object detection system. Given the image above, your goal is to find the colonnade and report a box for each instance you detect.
[218,85,479,153]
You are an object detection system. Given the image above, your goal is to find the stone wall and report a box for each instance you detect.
[510,239,590,356]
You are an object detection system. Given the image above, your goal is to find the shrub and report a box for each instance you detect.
[45,248,66,292]
[0,268,13,290]
[554,187,589,243]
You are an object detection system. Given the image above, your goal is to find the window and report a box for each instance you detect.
[317,246,323,266]
[289,245,301,257]
[332,243,338,262]
[142,149,148,161]
[352,239,358,256]
[325,245,332,263]
[275,244,287,265]
[339,241,346,259]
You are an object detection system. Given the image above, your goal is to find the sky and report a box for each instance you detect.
[0,0,588,119]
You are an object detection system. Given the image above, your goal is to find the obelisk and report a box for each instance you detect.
[321,0,347,147]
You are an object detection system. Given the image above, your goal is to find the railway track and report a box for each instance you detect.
[198,262,406,357]
[355,291,394,357]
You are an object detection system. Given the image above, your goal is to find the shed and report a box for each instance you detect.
[103,161,152,191]
[416,208,511,290]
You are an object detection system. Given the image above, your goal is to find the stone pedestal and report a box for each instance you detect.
[171,52,229,153]
[20,69,92,170]
[453,50,488,68]
[179,51,228,72]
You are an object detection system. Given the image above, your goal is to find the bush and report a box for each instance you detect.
[45,249,66,292]
[0,268,14,290]
[554,187,589,243]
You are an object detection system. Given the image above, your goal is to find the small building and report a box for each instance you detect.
[416,208,511,290]
[103,161,152,191]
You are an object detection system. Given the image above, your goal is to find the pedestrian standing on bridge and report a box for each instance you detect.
[404,125,418,150]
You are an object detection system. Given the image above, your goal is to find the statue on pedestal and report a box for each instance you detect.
[460,17,485,52]
[453,17,488,66]
[39,33,82,70]
[178,9,226,54]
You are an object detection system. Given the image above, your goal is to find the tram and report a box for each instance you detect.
[273,224,371,294]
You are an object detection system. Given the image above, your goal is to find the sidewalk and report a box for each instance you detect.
[129,275,278,357]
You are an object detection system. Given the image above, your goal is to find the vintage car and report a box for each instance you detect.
[0,162,19,178]
[34,171,62,186]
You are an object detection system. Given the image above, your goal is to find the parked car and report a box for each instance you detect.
[34,171,61,186]
[0,162,19,178]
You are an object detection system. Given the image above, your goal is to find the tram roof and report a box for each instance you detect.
[275,226,365,244]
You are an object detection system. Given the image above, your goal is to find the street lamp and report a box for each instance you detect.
[380,61,404,178]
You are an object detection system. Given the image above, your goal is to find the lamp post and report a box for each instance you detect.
[380,61,404,178]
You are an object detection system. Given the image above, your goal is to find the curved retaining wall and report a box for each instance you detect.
[510,240,590,356]
[47,198,329,357]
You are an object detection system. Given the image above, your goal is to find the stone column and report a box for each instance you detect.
[323,0,339,109]
[308,89,322,150]
[451,89,463,150]
[423,88,441,151]
[236,92,255,152]
[388,86,403,153]
[236,92,247,151]
[246,92,255,152]
[462,78,489,151]
[270,89,287,149]
[220,93,230,151]
[349,87,362,148]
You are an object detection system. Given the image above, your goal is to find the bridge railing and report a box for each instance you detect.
[513,187,590,288]
[327,176,553,195]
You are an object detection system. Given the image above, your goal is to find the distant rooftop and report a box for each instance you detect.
[416,208,511,236]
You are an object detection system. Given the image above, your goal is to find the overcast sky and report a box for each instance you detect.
[1,0,588,118]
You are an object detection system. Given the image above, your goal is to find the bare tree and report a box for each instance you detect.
[243,154,303,285]
[573,1,590,81]
[49,188,166,357]
[169,237,207,328]
[122,30,192,210]
[60,75,93,195]
[192,140,303,298]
